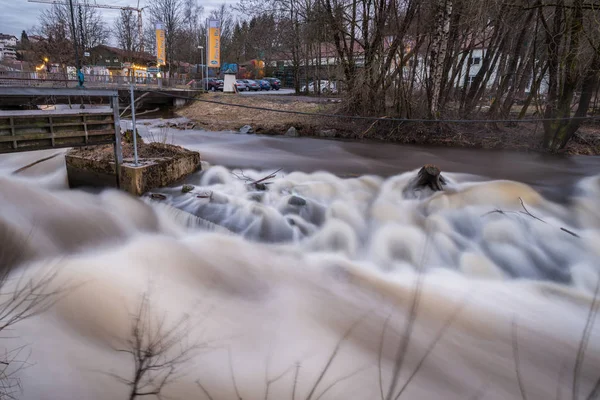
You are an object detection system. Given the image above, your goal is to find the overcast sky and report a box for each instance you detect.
[0,0,235,38]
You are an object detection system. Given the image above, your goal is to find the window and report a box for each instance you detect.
[473,57,481,65]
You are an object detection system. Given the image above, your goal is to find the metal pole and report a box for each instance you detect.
[206,19,209,91]
[68,0,81,84]
[129,84,139,166]
[111,95,123,189]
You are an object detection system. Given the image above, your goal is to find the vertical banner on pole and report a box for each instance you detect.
[207,19,221,68]
[155,23,166,66]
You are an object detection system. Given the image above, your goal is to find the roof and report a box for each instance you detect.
[0,34,18,41]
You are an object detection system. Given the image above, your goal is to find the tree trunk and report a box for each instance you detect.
[429,0,453,118]
[542,0,585,150]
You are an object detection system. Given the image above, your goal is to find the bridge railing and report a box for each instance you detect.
[0,72,193,89]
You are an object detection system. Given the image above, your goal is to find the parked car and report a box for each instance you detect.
[256,79,271,90]
[263,77,281,90]
[234,80,248,91]
[242,79,261,91]
[301,80,338,94]
[199,78,223,91]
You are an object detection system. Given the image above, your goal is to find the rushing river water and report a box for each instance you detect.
[0,119,599,400]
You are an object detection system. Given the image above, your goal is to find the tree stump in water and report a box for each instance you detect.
[403,164,447,199]
[416,164,446,191]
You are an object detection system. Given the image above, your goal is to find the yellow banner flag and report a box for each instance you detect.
[207,19,221,68]
[156,23,166,66]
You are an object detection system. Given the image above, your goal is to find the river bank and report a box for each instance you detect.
[180,92,600,155]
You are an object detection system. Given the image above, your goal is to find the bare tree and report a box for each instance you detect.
[181,0,205,61]
[35,0,109,72]
[148,0,183,74]
[114,9,141,62]
[113,292,201,400]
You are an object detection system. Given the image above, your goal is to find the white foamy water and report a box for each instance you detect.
[0,144,599,400]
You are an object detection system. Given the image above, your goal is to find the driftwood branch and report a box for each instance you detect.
[482,197,580,238]
[120,92,150,117]
[123,107,160,118]
[231,168,283,191]
[11,153,62,175]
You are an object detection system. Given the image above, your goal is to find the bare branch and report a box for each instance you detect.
[228,346,243,400]
[304,314,367,400]
[314,364,372,400]
[386,225,432,400]
[395,293,472,398]
[113,291,202,400]
[518,197,546,224]
[573,277,600,400]
[378,315,391,400]
[511,316,528,400]
[292,362,300,400]
[196,378,215,400]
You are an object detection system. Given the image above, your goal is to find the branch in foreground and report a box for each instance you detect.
[114,292,202,400]
[511,316,528,400]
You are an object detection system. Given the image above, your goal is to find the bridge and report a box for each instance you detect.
[0,72,202,110]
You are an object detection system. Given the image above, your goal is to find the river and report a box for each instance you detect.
[0,119,599,400]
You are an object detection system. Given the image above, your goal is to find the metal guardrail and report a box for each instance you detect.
[0,72,192,89]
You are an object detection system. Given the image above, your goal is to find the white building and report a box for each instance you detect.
[0,34,18,48]
[0,45,17,61]
[0,34,18,62]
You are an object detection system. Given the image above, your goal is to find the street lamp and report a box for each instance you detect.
[197,45,204,90]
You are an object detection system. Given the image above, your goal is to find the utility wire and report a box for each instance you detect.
[142,89,600,124]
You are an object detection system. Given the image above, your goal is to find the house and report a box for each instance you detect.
[0,34,18,48]
[28,35,45,43]
[0,45,17,61]
[0,34,18,62]
[88,44,156,78]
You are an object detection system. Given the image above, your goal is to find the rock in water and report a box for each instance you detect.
[286,127,299,137]
[239,125,254,134]
[288,196,307,206]
[182,184,194,193]
[403,164,447,199]
[318,129,337,138]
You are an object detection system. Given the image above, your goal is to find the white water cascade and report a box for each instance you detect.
[0,145,599,400]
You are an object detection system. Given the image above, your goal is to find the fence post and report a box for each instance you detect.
[111,94,123,189]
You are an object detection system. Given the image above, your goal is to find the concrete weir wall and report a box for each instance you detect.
[66,151,201,196]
